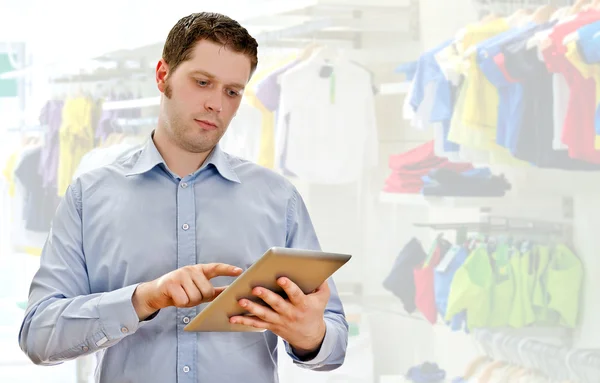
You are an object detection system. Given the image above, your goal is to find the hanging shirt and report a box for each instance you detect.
[531,246,561,325]
[13,145,60,233]
[545,244,584,328]
[413,238,450,324]
[461,18,510,136]
[478,22,554,152]
[576,20,600,64]
[508,248,537,328]
[38,99,64,190]
[565,37,600,149]
[277,56,378,184]
[541,9,600,164]
[502,34,600,170]
[487,244,515,328]
[245,54,298,169]
[445,246,493,330]
[434,245,469,331]
[57,97,97,196]
[383,238,427,313]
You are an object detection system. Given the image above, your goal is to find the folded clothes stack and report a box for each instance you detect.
[405,362,446,383]
[422,168,512,197]
[384,141,511,197]
[383,141,473,194]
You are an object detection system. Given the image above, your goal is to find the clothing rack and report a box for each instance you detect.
[414,215,572,243]
[473,329,600,382]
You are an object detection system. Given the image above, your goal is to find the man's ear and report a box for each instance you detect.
[156,59,169,93]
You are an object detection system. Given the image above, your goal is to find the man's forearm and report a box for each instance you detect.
[20,284,145,365]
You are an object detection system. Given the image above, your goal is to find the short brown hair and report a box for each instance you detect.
[162,12,259,77]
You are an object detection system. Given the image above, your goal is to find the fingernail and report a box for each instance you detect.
[234,267,242,272]
[255,289,262,296]
[240,300,247,307]
[279,278,286,286]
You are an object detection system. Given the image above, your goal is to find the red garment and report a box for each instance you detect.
[384,141,474,194]
[383,176,423,193]
[413,242,443,324]
[542,10,600,164]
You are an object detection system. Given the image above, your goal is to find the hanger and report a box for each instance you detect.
[478,333,509,383]
[531,5,557,23]
[569,0,591,15]
[298,42,321,61]
[507,8,528,26]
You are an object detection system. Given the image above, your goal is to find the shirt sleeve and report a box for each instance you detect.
[18,180,153,365]
[283,186,349,371]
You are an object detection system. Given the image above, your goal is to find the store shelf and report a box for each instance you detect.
[379,82,410,95]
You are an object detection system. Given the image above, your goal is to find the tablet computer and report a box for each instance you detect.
[183,247,351,332]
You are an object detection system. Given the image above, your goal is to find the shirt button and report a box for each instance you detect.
[183,317,190,324]
[181,182,188,188]
[183,366,190,373]
[182,223,189,230]
[82,346,89,352]
[121,327,129,334]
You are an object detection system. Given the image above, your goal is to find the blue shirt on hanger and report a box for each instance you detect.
[577,20,600,64]
[476,23,541,152]
[410,39,459,152]
[434,245,469,331]
[18,132,348,383]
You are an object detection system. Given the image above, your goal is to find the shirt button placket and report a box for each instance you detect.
[177,178,196,383]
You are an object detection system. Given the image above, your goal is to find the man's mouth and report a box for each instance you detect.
[195,119,217,130]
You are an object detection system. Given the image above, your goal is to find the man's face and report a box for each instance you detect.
[156,40,252,154]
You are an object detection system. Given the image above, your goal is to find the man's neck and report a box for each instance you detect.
[152,128,211,178]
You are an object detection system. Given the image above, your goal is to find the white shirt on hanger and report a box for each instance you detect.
[276,53,378,184]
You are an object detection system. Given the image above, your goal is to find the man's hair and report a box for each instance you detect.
[162,12,259,77]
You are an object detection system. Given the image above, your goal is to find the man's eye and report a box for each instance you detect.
[227,90,240,97]
[197,80,208,87]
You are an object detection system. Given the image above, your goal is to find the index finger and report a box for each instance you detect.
[201,263,243,279]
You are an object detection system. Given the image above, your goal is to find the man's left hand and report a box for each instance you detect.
[229,277,330,355]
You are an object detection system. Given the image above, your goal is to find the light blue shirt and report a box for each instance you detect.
[18,133,348,383]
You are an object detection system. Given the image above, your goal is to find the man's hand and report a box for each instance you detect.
[132,263,243,320]
[229,277,330,356]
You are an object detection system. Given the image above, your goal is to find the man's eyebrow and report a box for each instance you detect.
[190,70,246,89]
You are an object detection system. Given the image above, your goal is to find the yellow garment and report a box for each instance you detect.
[488,245,515,328]
[445,246,493,330]
[565,41,600,150]
[445,19,529,167]
[508,249,536,328]
[57,97,96,196]
[246,55,298,168]
[2,151,19,197]
[461,18,509,133]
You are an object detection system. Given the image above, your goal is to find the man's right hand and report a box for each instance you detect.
[132,263,243,320]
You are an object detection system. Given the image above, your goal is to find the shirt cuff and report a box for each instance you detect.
[286,320,336,367]
[97,284,147,341]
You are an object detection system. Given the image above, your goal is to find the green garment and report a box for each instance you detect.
[546,244,584,328]
[488,244,515,328]
[445,246,493,330]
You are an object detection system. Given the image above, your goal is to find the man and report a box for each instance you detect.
[18,12,348,383]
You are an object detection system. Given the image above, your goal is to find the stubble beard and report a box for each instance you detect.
[163,82,219,154]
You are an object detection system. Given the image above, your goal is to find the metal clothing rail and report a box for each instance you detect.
[413,215,572,243]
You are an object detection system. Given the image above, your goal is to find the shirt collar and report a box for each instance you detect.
[126,132,241,183]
